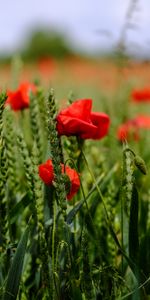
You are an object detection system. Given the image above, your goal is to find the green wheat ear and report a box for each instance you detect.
[0,92,9,248]
[0,92,7,134]
[29,92,44,163]
[2,107,22,244]
[16,129,34,200]
[3,107,19,192]
[134,155,147,175]
[47,88,67,216]
[0,143,9,248]
[120,145,134,217]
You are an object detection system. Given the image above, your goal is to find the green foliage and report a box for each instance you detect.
[129,184,139,265]
[2,224,30,300]
[21,30,73,61]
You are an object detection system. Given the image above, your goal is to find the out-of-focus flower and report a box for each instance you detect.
[117,115,150,141]
[56,99,110,139]
[38,56,56,78]
[39,159,80,200]
[131,88,150,102]
[5,82,37,111]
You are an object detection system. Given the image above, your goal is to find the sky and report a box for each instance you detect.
[0,0,150,56]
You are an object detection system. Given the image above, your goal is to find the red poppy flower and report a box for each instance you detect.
[61,164,80,200]
[117,115,150,141]
[131,88,150,102]
[38,159,80,200]
[5,82,37,111]
[56,99,110,139]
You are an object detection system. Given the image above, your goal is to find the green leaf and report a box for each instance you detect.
[67,200,84,225]
[2,224,30,300]
[139,231,150,294]
[129,184,139,265]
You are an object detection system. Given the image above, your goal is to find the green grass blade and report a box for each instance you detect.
[129,184,139,265]
[2,224,30,300]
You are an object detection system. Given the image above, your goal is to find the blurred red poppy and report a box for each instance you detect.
[117,115,150,141]
[39,159,80,200]
[5,82,37,111]
[56,99,110,140]
[38,56,56,77]
[131,88,150,102]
